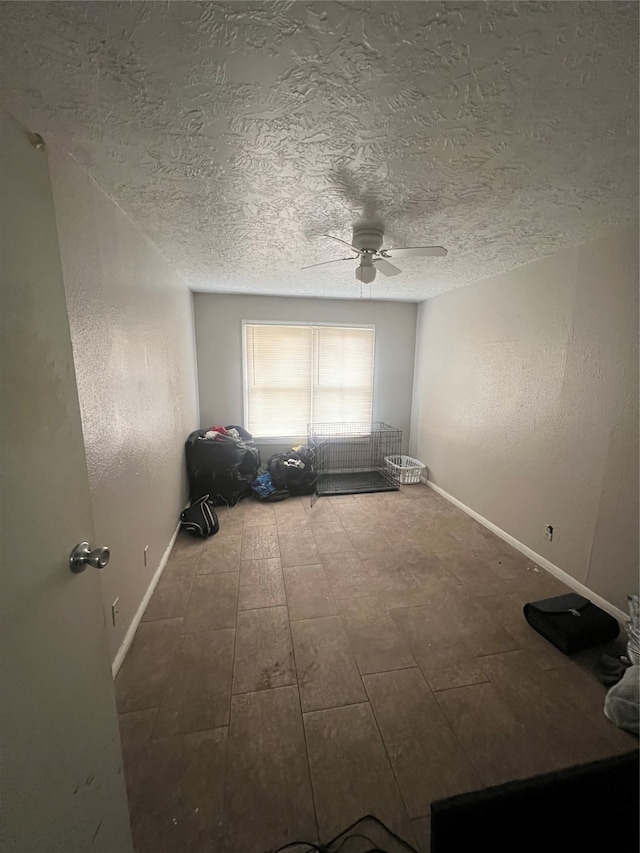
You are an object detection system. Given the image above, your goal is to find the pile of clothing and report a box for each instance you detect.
[600,594,640,736]
[185,425,260,506]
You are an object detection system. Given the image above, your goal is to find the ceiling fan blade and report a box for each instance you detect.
[374,257,402,276]
[383,246,448,258]
[301,256,354,270]
[324,234,363,254]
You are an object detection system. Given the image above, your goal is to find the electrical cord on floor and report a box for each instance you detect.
[268,814,420,853]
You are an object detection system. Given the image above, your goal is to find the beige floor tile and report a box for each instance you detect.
[364,668,480,817]
[224,687,317,853]
[483,548,532,579]
[278,529,322,568]
[542,662,638,755]
[216,501,246,535]
[171,532,206,561]
[311,523,356,554]
[241,525,280,560]
[321,551,377,599]
[182,573,239,633]
[274,499,310,527]
[479,592,573,670]
[283,564,338,621]
[411,816,431,853]
[338,596,416,674]
[243,502,277,527]
[479,649,629,772]
[360,550,456,609]
[304,703,414,844]
[118,708,157,814]
[237,557,286,610]
[232,606,296,694]
[142,561,195,622]
[118,487,633,852]
[390,599,510,692]
[436,551,506,597]
[291,615,366,712]
[202,530,242,552]
[435,681,545,786]
[327,495,362,511]
[340,509,382,529]
[153,628,234,737]
[500,567,573,600]
[304,500,339,524]
[197,537,242,574]
[130,727,227,853]
[115,618,182,713]
[347,525,395,552]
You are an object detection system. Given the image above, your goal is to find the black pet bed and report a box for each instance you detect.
[431,750,639,853]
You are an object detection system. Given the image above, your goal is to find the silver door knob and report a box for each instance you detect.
[69,542,110,573]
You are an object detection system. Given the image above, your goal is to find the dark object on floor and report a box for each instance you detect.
[180,495,219,537]
[523,592,620,654]
[267,446,316,496]
[270,813,418,853]
[597,652,633,686]
[431,751,640,853]
[185,427,260,506]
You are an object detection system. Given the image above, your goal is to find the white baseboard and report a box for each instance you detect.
[111,521,181,678]
[425,479,628,624]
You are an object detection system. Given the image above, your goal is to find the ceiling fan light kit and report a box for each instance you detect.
[302,226,448,283]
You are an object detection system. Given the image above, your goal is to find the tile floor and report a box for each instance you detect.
[115,485,636,853]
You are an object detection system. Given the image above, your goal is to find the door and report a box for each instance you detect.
[0,113,133,852]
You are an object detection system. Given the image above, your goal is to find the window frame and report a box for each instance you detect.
[241,319,376,442]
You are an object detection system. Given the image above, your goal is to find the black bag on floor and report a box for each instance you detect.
[185,427,260,506]
[523,593,619,655]
[267,446,315,495]
[180,495,220,538]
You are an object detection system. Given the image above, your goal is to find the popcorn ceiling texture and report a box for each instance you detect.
[1,1,637,301]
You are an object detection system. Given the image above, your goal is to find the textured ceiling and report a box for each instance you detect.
[1,1,638,302]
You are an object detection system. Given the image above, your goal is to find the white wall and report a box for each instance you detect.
[193,294,417,456]
[411,227,639,612]
[49,147,199,663]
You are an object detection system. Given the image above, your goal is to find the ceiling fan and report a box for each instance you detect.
[302,227,447,283]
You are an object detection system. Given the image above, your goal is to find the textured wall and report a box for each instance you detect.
[194,294,417,455]
[411,227,639,611]
[1,1,637,301]
[48,146,199,662]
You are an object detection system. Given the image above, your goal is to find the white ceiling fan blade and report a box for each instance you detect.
[374,257,402,276]
[301,256,354,270]
[383,246,447,258]
[324,234,363,254]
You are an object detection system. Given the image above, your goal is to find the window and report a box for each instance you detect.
[243,322,375,438]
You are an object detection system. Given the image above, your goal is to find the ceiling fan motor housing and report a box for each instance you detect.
[352,227,384,253]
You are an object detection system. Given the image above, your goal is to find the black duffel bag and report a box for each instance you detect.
[267,445,315,495]
[185,427,260,506]
[180,495,219,538]
[523,593,620,655]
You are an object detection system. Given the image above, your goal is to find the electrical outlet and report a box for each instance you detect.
[544,524,554,542]
[144,545,149,567]
[111,597,120,627]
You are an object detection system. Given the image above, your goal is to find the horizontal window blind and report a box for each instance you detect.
[244,323,374,437]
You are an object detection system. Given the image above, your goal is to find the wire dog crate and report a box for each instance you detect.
[308,422,402,498]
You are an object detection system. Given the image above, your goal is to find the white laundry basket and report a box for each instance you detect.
[385,455,426,485]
